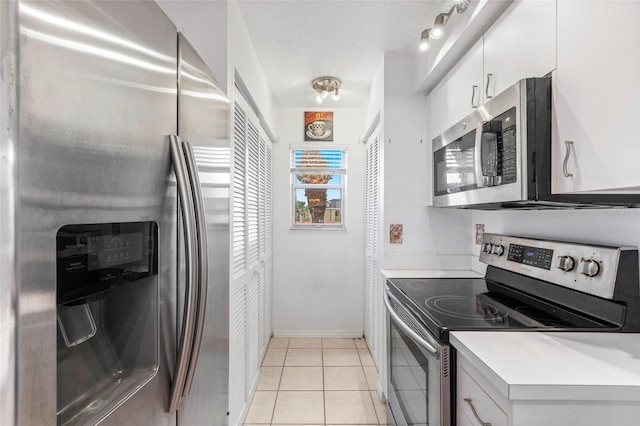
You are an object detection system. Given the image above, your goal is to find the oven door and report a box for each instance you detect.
[384,288,451,426]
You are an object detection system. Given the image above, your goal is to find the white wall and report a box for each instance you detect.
[364,56,384,132]
[227,0,277,131]
[382,52,472,270]
[272,108,365,336]
[156,0,228,88]
[470,209,640,273]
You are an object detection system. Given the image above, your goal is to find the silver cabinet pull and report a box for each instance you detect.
[463,398,492,426]
[181,141,209,397]
[485,74,493,99]
[471,85,479,109]
[563,140,574,177]
[168,135,199,413]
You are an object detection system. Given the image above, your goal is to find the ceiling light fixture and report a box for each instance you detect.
[430,13,448,39]
[419,28,431,51]
[312,76,341,104]
[419,0,471,50]
[455,0,471,13]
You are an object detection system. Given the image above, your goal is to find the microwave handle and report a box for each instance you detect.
[474,122,485,188]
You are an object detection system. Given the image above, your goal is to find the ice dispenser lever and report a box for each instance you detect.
[57,303,97,347]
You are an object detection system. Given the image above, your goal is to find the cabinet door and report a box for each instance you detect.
[428,39,483,142]
[554,1,640,193]
[483,0,556,98]
[457,366,509,426]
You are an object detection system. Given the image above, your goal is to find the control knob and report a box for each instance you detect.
[579,259,600,277]
[483,243,493,254]
[556,255,575,272]
[491,244,504,256]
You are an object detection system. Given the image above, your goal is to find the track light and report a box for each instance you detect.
[455,0,471,13]
[431,13,448,39]
[419,1,470,51]
[312,76,341,103]
[419,28,430,51]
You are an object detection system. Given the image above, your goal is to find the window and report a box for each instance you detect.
[290,143,347,229]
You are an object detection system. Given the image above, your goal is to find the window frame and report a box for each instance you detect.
[290,143,347,230]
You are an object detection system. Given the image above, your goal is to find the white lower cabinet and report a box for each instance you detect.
[456,347,640,426]
[457,356,509,426]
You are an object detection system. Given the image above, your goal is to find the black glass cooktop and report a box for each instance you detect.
[386,277,618,342]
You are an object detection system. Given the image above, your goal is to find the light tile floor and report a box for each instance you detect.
[243,337,387,425]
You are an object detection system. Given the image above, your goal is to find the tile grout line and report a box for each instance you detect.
[358,339,382,425]
[322,339,326,426]
[361,339,382,426]
[270,338,286,426]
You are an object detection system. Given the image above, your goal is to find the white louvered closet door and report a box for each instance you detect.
[230,87,274,426]
[245,120,261,395]
[364,128,381,364]
[230,99,248,426]
[260,136,273,349]
[229,288,246,426]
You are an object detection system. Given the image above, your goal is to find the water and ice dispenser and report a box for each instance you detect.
[56,222,159,425]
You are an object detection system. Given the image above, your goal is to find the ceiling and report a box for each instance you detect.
[236,0,444,108]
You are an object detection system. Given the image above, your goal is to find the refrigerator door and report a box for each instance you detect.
[0,2,18,424]
[5,1,178,424]
[176,33,231,426]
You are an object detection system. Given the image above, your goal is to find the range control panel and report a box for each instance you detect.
[507,244,554,270]
[479,233,630,300]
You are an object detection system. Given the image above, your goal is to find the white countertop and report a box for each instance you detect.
[381,269,484,279]
[451,331,640,402]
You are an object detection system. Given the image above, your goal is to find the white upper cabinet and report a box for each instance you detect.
[554,1,640,193]
[483,0,556,99]
[429,39,483,142]
[428,0,556,141]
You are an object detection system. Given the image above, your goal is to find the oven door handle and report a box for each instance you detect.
[384,290,439,357]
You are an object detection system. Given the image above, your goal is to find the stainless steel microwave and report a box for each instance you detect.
[432,77,550,208]
[431,77,639,209]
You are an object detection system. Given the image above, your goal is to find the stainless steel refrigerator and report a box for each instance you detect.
[0,1,230,425]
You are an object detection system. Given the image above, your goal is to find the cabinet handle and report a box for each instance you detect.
[563,140,574,178]
[471,85,479,109]
[485,74,493,99]
[463,398,492,426]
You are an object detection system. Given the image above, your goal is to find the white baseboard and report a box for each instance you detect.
[272,329,364,338]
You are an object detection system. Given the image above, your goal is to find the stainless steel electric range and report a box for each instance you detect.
[384,234,640,426]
